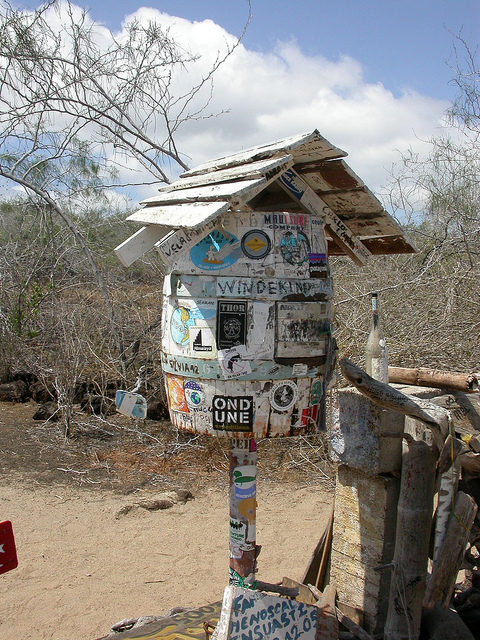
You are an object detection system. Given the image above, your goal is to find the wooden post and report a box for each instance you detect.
[384,417,436,640]
[228,437,258,586]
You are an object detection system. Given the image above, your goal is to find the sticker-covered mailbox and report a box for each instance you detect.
[115,130,416,584]
[116,130,414,438]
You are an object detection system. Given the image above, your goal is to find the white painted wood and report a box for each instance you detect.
[140,178,266,206]
[113,225,170,267]
[182,130,346,177]
[127,201,231,227]
[161,155,294,191]
[212,586,318,640]
[276,168,371,266]
[155,220,218,270]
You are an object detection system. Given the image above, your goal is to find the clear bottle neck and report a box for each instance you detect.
[371,294,380,329]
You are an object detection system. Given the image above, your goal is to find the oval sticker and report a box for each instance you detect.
[191,229,241,271]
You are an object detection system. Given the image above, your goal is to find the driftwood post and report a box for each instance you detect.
[383,417,436,640]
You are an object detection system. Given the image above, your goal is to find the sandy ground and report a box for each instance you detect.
[0,403,333,640]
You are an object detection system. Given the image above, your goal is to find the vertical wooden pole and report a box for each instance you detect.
[228,437,258,586]
[384,417,436,640]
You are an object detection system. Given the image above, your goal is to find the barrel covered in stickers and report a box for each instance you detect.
[159,207,336,439]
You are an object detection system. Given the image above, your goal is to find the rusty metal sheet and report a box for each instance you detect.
[127,201,231,228]
[182,130,346,177]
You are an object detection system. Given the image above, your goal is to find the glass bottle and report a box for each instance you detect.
[365,292,389,382]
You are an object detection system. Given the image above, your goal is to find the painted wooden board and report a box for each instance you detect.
[276,168,371,266]
[182,130,346,177]
[114,225,170,268]
[127,201,231,227]
[212,586,318,640]
[140,177,266,206]
[160,352,322,381]
[101,601,222,640]
[155,220,218,270]
[160,155,294,191]
[172,274,333,301]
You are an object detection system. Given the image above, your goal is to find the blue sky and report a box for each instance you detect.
[10,0,480,201]
[63,0,479,101]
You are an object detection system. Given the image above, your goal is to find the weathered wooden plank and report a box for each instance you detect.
[160,352,322,381]
[424,490,478,609]
[140,178,266,206]
[276,168,371,266]
[384,417,436,640]
[308,585,374,640]
[181,130,346,177]
[339,359,451,445]
[329,466,400,635]
[114,225,170,267]
[127,201,231,227]
[298,158,365,191]
[433,456,460,564]
[101,601,223,640]
[315,584,339,640]
[162,155,294,191]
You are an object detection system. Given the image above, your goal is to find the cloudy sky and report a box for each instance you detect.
[12,0,480,201]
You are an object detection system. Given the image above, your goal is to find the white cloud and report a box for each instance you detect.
[11,3,452,204]
[115,11,450,196]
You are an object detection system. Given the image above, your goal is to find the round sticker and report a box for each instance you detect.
[184,380,204,407]
[241,230,272,260]
[270,380,298,412]
[190,229,241,271]
[280,231,310,265]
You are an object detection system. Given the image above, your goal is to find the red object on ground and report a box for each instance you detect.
[0,520,18,575]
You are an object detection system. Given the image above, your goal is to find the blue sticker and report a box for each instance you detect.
[278,168,306,198]
[190,229,241,271]
[170,304,216,346]
[280,230,310,265]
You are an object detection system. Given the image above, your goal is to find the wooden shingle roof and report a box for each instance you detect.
[115,130,415,267]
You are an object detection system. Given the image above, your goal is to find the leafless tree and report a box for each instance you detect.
[0,0,251,422]
[332,39,480,375]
